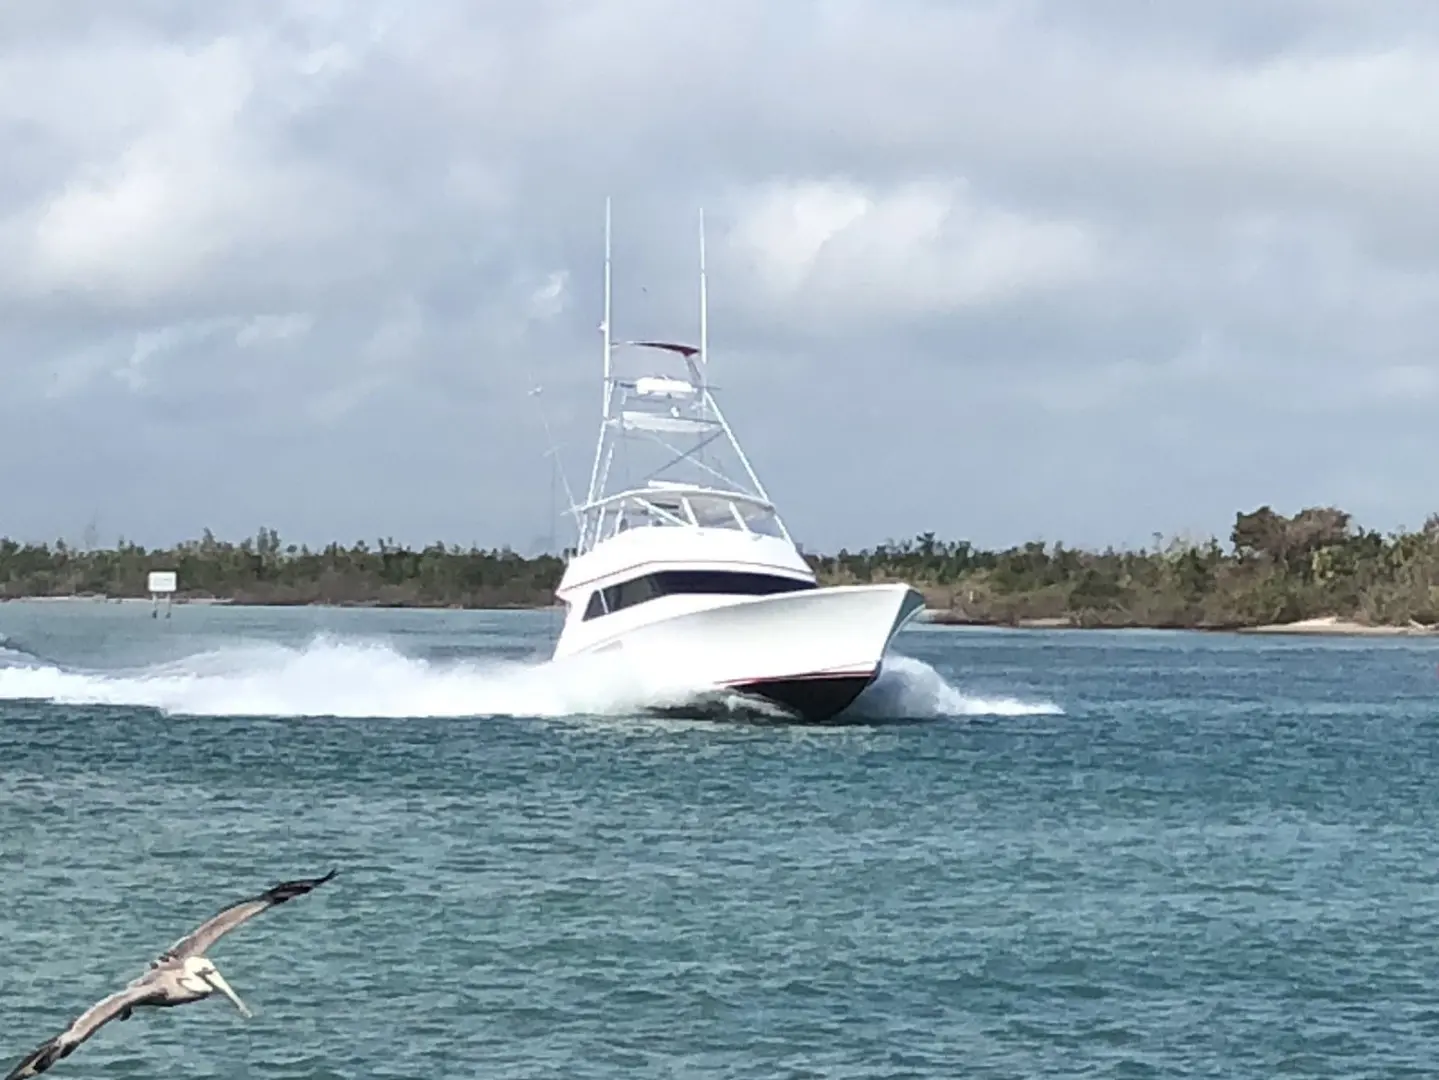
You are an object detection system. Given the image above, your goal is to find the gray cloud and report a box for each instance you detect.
[3,1,1439,553]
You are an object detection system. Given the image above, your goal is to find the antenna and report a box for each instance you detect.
[698,207,708,375]
[603,196,613,391]
[581,197,615,534]
[528,386,578,513]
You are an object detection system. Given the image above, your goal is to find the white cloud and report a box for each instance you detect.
[235,312,315,348]
[0,27,369,312]
[724,178,1099,325]
[117,318,236,392]
[527,271,570,321]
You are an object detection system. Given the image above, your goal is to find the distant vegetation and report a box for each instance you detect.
[812,505,1439,629]
[4,506,1439,628]
[0,529,563,609]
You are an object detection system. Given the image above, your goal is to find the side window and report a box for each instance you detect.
[580,569,814,621]
[653,570,813,596]
[611,574,660,610]
[583,591,606,620]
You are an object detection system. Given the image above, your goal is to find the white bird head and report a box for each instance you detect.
[180,956,253,1018]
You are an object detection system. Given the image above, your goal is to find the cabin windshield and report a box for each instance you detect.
[738,501,785,538]
[687,494,744,530]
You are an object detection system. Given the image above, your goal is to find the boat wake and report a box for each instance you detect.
[848,655,1063,720]
[0,635,1062,722]
[0,634,42,666]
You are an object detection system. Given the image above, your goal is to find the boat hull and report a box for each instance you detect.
[557,582,926,722]
[724,671,880,722]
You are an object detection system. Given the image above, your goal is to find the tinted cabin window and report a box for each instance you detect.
[582,569,814,620]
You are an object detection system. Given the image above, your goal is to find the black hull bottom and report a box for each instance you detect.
[728,671,878,723]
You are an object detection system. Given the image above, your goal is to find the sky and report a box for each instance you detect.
[4,0,1439,556]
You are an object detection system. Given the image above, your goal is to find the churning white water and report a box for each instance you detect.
[0,634,1062,721]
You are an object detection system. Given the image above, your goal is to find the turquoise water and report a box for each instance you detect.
[3,601,1439,1077]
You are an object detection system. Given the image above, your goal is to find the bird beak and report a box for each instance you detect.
[202,966,253,1018]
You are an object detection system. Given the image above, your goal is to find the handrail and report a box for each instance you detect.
[568,484,776,517]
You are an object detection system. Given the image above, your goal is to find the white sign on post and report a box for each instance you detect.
[147,570,177,619]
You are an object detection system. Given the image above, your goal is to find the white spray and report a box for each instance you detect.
[0,635,1062,721]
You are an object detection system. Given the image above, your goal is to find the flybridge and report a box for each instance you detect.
[571,199,788,555]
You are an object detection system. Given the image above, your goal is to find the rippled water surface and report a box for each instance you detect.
[3,601,1439,1078]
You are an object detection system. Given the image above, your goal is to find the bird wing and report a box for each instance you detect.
[156,869,338,962]
[4,982,163,1079]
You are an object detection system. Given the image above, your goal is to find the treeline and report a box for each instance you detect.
[3,507,1439,627]
[0,529,563,608]
[812,506,1439,628]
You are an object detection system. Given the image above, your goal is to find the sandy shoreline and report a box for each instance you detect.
[1235,615,1439,636]
[920,610,1439,636]
[0,595,232,605]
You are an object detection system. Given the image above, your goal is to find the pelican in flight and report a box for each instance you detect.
[5,869,337,1079]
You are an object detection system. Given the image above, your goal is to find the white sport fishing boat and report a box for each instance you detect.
[550,200,925,721]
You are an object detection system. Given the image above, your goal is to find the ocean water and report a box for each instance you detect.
[2,601,1438,1078]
